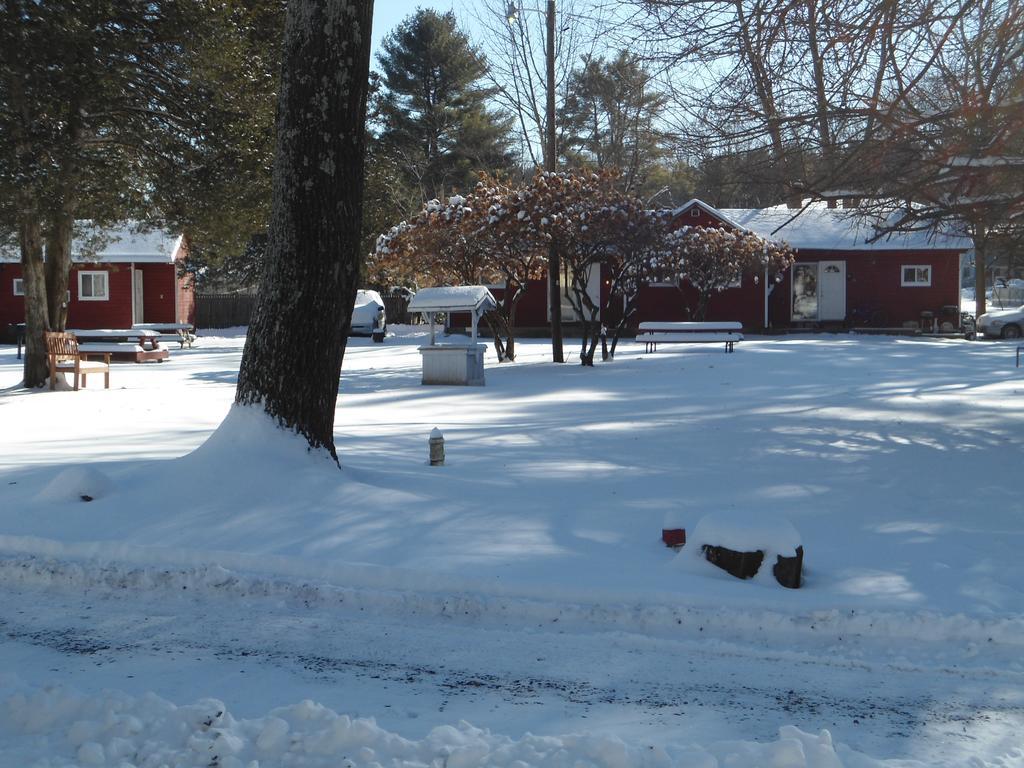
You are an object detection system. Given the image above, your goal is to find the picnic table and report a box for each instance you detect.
[68,328,169,363]
[132,322,196,349]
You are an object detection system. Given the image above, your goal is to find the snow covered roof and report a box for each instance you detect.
[408,286,498,313]
[0,223,185,264]
[674,201,973,252]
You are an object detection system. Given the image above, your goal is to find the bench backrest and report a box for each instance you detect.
[44,331,79,361]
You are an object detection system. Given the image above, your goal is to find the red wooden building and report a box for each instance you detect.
[1,225,194,333]
[497,199,973,332]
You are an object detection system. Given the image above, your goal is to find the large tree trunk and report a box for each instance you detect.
[500,280,522,361]
[695,292,711,321]
[20,214,50,388]
[44,210,74,331]
[43,99,81,333]
[235,0,374,462]
[579,319,600,366]
[607,292,641,359]
[974,224,987,319]
[21,180,76,391]
[483,311,509,362]
[7,3,50,389]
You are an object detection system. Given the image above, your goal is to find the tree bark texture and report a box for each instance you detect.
[235,0,374,461]
[19,199,76,388]
[5,0,47,388]
[975,224,987,319]
[19,215,50,388]
[696,294,711,322]
[8,2,79,388]
[44,210,74,331]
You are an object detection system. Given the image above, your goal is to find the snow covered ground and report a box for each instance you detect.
[1,327,1022,766]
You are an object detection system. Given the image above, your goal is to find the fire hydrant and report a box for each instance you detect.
[429,428,445,466]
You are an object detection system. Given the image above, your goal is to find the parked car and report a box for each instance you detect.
[350,290,386,336]
[977,305,1024,339]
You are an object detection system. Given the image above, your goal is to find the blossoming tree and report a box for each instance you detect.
[657,226,795,321]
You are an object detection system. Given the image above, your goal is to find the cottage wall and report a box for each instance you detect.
[138,263,176,323]
[1,228,188,335]
[176,269,195,325]
[634,281,767,329]
[490,273,769,331]
[487,280,562,329]
[68,264,134,327]
[666,202,967,330]
[511,281,549,326]
[775,249,962,327]
[0,263,190,331]
[1,265,25,331]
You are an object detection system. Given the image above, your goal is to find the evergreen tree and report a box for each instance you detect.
[361,73,422,272]
[0,0,282,387]
[153,1,284,277]
[561,52,670,194]
[376,10,513,201]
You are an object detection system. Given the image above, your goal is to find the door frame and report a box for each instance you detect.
[131,266,144,324]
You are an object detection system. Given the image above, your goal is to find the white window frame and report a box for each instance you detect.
[12,278,24,296]
[78,270,110,301]
[901,264,932,287]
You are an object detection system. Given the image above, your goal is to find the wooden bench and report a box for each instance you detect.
[45,331,110,391]
[636,321,743,353]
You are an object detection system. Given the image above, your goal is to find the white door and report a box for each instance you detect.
[818,261,846,321]
[132,269,145,324]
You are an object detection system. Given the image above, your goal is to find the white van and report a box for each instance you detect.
[350,290,386,336]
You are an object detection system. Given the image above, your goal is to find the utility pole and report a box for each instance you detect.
[546,0,564,362]
[504,0,564,362]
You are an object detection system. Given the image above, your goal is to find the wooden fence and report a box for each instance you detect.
[196,293,257,329]
[383,294,412,324]
[197,291,414,329]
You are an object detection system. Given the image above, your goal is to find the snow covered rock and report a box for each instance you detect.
[36,466,113,503]
[690,510,802,555]
[684,510,804,587]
